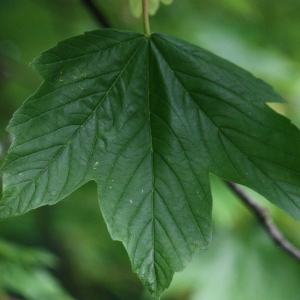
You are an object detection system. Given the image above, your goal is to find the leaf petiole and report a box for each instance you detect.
[143,0,151,36]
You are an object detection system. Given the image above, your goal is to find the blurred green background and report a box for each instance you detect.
[1,0,300,299]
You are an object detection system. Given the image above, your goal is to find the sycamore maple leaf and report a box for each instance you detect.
[1,29,300,299]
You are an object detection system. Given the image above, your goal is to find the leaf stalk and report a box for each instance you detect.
[143,0,151,37]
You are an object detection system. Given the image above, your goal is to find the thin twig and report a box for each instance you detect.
[80,0,110,28]
[226,181,300,261]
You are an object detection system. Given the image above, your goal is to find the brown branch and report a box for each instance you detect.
[226,181,300,261]
[80,0,110,28]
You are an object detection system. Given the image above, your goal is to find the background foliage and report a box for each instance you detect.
[0,0,300,299]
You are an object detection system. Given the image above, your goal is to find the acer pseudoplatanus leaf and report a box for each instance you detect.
[1,29,300,299]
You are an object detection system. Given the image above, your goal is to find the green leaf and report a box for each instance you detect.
[129,0,173,18]
[0,239,75,300]
[1,29,300,298]
[160,0,173,5]
[129,0,143,18]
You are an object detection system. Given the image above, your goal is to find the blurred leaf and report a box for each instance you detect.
[0,238,56,267]
[0,239,76,300]
[129,0,174,18]
[160,0,173,4]
[165,227,300,300]
[129,0,142,18]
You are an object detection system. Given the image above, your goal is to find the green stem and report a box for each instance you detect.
[143,0,151,36]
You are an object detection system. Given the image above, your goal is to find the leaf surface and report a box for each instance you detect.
[1,29,300,298]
